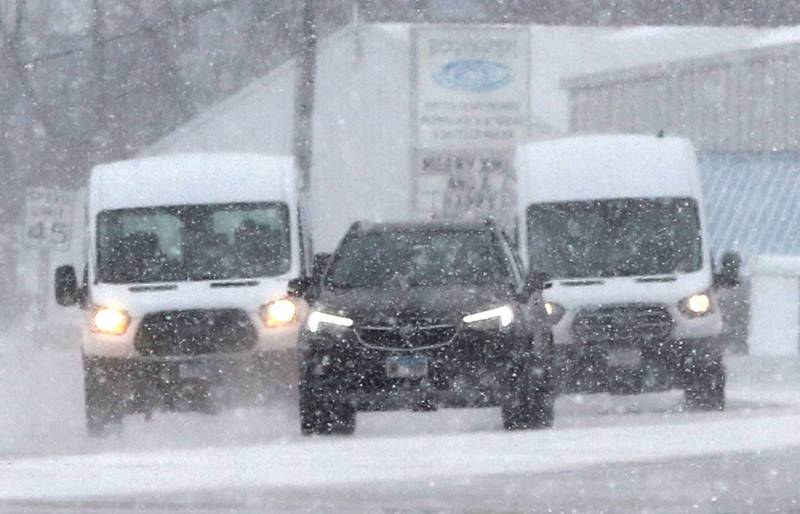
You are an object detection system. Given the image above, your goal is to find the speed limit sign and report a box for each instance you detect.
[24,187,74,251]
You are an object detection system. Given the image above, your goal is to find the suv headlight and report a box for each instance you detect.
[92,307,130,335]
[679,292,713,318]
[463,305,514,330]
[308,310,353,333]
[260,298,298,328]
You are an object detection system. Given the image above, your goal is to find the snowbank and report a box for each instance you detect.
[749,254,800,356]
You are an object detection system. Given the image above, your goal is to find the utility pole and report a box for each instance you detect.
[293,0,318,201]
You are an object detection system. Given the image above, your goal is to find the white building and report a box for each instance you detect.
[146,23,782,252]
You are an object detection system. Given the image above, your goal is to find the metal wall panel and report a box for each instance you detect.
[564,43,800,153]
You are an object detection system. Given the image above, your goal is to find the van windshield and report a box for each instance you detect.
[96,202,290,283]
[527,197,702,279]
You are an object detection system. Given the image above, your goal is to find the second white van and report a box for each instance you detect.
[516,135,725,410]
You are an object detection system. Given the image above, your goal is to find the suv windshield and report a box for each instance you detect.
[327,229,508,289]
[96,202,290,283]
[527,197,702,279]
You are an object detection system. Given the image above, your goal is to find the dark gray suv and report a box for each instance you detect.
[290,220,555,435]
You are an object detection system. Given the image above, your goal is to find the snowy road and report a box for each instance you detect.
[8,448,798,513]
[2,335,800,511]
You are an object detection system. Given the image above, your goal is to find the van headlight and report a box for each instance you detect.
[308,310,353,333]
[544,302,566,324]
[463,305,514,330]
[679,292,713,318]
[260,298,298,328]
[92,307,130,335]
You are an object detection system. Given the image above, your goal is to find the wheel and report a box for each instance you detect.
[299,385,356,436]
[684,357,726,412]
[502,359,555,431]
[502,390,554,430]
[83,358,125,437]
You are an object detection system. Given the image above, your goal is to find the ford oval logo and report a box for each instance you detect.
[433,59,513,93]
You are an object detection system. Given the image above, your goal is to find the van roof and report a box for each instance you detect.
[90,153,296,211]
[515,135,700,205]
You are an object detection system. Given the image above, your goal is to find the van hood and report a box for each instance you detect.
[89,278,291,317]
[543,271,712,308]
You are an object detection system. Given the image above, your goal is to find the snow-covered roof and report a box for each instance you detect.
[516,135,699,205]
[90,153,296,211]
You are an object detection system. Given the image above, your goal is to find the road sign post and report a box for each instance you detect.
[23,187,74,320]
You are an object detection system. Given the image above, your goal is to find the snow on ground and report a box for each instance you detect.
[3,410,800,501]
[3,323,800,503]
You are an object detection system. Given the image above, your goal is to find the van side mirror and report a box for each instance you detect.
[714,251,741,288]
[55,265,79,306]
[524,270,550,296]
[288,276,317,302]
[290,253,332,303]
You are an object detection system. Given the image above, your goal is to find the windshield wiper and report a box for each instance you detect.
[560,279,604,286]
[209,280,260,288]
[129,284,178,292]
[635,275,678,283]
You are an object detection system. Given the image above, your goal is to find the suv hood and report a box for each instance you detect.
[318,285,511,324]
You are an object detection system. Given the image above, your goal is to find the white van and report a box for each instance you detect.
[55,153,310,434]
[516,135,726,410]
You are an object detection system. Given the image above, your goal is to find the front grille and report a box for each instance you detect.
[355,321,458,351]
[573,304,672,343]
[135,309,257,356]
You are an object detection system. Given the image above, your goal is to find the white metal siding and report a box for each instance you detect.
[564,43,800,153]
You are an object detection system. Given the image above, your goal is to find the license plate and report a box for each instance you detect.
[386,355,428,379]
[178,362,210,380]
[607,349,642,368]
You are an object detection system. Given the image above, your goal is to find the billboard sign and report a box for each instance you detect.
[412,26,530,150]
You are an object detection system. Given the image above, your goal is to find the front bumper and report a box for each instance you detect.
[553,336,723,394]
[551,304,722,347]
[82,312,301,358]
[85,350,298,413]
[299,327,541,409]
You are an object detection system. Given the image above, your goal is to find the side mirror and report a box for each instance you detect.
[523,270,550,297]
[288,276,317,302]
[312,253,332,279]
[714,268,740,289]
[290,253,331,303]
[54,265,79,306]
[714,251,742,288]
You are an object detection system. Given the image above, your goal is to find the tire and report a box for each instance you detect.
[299,385,356,436]
[502,359,555,431]
[502,390,554,430]
[684,358,726,412]
[84,358,125,437]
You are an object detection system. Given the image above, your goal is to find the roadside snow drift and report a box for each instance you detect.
[3,413,800,501]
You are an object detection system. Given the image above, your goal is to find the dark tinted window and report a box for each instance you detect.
[527,197,702,279]
[327,229,509,288]
[97,202,290,283]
